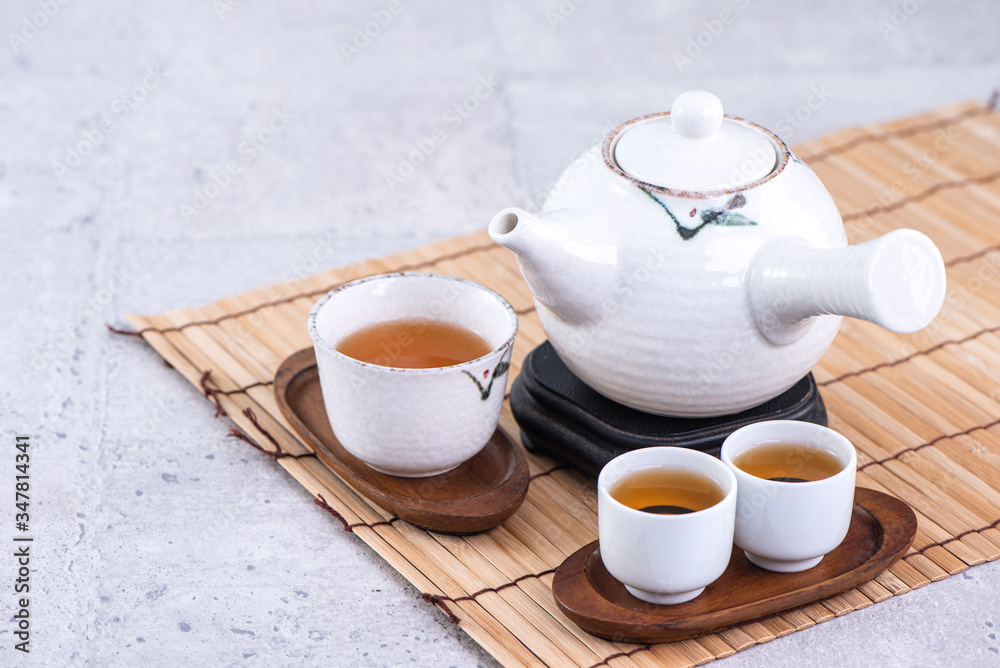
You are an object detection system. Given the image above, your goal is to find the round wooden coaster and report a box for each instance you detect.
[275,348,530,535]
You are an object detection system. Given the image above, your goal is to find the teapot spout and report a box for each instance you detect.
[489,207,615,323]
[747,229,947,345]
[488,208,553,268]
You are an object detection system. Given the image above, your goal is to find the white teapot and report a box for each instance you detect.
[489,91,946,417]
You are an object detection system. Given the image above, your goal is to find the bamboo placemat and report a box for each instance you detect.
[120,96,1000,667]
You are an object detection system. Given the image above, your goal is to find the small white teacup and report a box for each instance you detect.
[308,273,518,478]
[721,420,857,573]
[598,447,737,605]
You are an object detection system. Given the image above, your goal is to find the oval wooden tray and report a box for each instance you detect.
[274,348,530,535]
[552,486,916,643]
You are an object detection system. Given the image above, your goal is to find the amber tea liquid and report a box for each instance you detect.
[610,467,725,515]
[336,318,492,369]
[733,442,844,483]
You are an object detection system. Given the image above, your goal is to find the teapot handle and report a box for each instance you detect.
[747,229,947,345]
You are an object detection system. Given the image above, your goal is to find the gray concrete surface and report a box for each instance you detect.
[2,0,1000,666]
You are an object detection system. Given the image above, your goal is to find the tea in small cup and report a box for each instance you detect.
[721,420,857,573]
[308,273,518,477]
[598,447,737,605]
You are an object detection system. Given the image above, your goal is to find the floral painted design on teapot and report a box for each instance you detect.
[644,190,756,240]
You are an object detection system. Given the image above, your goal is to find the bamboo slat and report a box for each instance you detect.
[124,98,1000,666]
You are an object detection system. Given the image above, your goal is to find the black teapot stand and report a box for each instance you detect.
[509,342,827,478]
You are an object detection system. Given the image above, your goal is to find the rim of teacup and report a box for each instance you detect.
[308,272,519,375]
[597,446,738,520]
[720,420,857,488]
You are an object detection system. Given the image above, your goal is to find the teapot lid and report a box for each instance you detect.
[611,91,778,192]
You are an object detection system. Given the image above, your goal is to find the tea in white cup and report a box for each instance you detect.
[721,420,857,573]
[308,273,518,478]
[598,447,737,605]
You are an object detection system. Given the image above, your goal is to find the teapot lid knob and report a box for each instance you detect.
[671,90,723,140]
[611,89,779,192]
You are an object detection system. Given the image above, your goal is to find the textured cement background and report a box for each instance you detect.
[2,1,1000,666]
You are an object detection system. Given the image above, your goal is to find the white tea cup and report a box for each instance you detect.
[598,447,737,605]
[308,273,518,477]
[721,420,857,573]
